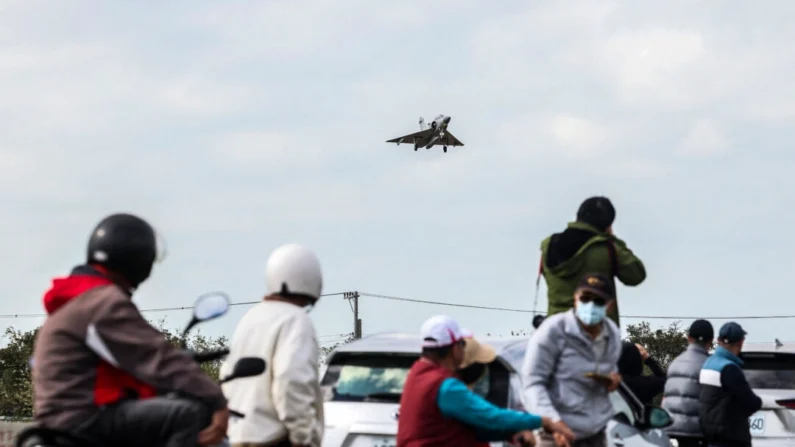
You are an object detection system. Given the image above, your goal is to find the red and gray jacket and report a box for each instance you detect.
[32,264,226,429]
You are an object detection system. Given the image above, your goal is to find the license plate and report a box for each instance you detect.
[749,412,766,435]
[372,438,396,447]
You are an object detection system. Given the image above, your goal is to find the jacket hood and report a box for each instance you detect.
[43,265,114,314]
[541,221,611,277]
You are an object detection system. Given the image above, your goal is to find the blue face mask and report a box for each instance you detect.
[576,301,607,326]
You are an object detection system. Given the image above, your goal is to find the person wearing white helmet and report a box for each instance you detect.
[221,243,325,447]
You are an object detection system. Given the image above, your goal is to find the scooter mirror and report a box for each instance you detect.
[193,292,231,322]
[221,357,266,384]
[180,292,231,347]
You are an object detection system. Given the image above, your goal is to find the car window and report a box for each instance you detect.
[742,352,795,389]
[471,366,490,398]
[320,353,417,403]
[610,391,636,425]
[320,351,497,404]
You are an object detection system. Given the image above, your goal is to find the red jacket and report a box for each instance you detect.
[396,359,480,447]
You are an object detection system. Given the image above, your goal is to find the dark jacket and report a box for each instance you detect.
[699,346,762,447]
[618,342,666,406]
[662,343,710,438]
[540,221,646,326]
[33,265,226,429]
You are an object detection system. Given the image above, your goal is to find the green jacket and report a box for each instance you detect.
[539,221,646,326]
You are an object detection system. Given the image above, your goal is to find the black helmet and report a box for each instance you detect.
[86,213,163,288]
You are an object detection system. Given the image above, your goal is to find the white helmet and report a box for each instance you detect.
[266,243,323,301]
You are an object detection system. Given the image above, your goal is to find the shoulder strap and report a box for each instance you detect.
[532,253,543,316]
[606,239,618,277]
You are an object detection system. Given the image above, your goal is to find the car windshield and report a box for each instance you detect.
[320,353,418,403]
[742,352,795,389]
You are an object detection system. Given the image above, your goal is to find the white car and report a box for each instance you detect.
[320,332,674,447]
[739,341,795,446]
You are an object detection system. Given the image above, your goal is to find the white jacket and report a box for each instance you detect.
[221,300,324,446]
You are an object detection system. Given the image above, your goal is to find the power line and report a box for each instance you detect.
[0,292,349,319]
[2,289,792,321]
[358,292,795,321]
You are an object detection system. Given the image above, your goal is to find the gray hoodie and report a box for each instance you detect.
[520,309,622,439]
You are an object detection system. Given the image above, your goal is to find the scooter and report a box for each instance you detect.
[16,291,262,447]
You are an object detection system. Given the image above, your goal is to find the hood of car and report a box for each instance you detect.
[323,402,400,446]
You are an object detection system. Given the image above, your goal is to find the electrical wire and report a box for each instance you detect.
[357,292,795,321]
[1,289,789,321]
[0,292,349,319]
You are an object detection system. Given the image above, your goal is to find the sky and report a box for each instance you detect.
[1,0,794,349]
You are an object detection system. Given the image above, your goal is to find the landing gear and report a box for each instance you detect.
[443,146,447,153]
[414,143,418,151]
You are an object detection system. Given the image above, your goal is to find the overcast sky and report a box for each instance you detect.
[2,0,794,348]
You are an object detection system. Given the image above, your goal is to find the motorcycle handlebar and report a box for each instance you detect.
[190,348,230,363]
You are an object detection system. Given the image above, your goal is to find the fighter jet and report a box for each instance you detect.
[386,114,464,153]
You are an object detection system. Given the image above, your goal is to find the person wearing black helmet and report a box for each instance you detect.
[31,213,229,447]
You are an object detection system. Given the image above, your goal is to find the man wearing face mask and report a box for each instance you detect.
[397,315,574,447]
[521,273,623,447]
[222,243,325,447]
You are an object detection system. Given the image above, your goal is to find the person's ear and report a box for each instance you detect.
[606,299,616,312]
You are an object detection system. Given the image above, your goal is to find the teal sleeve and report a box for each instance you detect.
[436,378,543,432]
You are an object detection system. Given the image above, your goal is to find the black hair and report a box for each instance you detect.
[421,337,458,359]
[617,341,644,377]
[576,196,615,232]
[458,362,487,385]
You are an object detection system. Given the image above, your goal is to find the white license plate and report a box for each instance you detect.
[749,412,766,435]
[372,438,396,447]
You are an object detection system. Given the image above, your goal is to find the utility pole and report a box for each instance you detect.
[344,291,362,339]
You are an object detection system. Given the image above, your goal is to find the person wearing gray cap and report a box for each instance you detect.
[698,322,761,447]
[661,319,714,447]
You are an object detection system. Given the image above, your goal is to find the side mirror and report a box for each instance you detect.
[644,406,673,429]
[220,357,267,384]
[181,292,231,346]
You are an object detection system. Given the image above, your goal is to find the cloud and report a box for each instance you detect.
[548,114,615,159]
[209,131,327,171]
[675,119,731,157]
[2,0,795,345]
[602,28,706,107]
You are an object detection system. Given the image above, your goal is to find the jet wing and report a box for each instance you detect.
[386,129,433,146]
[440,131,464,147]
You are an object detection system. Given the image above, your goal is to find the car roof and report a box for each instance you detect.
[742,341,795,355]
[328,331,530,371]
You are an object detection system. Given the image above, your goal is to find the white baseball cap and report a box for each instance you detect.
[421,315,468,348]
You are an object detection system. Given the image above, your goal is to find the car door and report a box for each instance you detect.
[609,387,671,447]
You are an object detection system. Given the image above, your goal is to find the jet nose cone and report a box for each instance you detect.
[444,116,451,124]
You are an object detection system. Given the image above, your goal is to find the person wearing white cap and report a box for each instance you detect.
[396,315,575,447]
[221,244,325,447]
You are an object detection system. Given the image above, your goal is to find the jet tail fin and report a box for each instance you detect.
[419,117,426,130]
